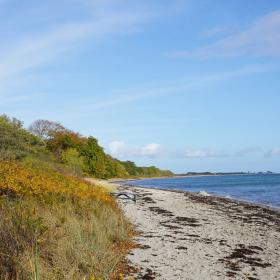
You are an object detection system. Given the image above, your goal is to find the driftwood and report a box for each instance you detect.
[110,192,137,203]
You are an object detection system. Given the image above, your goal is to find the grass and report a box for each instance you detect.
[0,161,134,279]
[84,178,118,193]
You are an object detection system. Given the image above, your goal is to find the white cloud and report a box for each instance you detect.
[177,147,262,159]
[108,141,126,158]
[171,10,280,59]
[108,141,161,158]
[202,26,228,37]
[139,143,161,157]
[235,147,261,157]
[108,143,266,160]
[182,148,228,158]
[265,148,280,157]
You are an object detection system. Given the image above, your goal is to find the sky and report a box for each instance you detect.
[1,0,280,173]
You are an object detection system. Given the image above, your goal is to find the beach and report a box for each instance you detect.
[117,184,280,280]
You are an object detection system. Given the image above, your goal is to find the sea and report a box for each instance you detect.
[127,174,280,208]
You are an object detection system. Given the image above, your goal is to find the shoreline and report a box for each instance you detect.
[117,177,280,211]
[116,183,280,279]
[122,182,280,212]
[110,173,280,184]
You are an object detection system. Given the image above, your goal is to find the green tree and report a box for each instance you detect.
[61,148,85,176]
[0,115,45,160]
[81,137,107,178]
[105,156,128,178]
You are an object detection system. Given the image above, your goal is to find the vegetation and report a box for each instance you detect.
[0,161,132,279]
[27,117,172,179]
[0,115,173,179]
[0,114,172,279]
[0,116,45,161]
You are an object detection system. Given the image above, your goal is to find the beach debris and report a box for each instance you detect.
[219,243,271,278]
[176,246,188,250]
[110,191,137,202]
[148,206,174,217]
[141,268,157,280]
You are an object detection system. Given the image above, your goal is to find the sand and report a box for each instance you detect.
[117,184,280,280]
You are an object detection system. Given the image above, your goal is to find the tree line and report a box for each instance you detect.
[0,115,173,179]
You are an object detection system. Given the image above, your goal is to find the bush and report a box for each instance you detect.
[0,161,133,279]
[0,115,45,160]
[61,148,85,176]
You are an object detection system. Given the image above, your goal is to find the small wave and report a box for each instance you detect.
[198,191,211,196]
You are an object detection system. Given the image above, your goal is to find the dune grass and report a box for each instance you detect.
[0,161,133,279]
[84,178,118,193]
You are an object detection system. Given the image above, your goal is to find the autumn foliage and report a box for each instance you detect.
[0,115,137,279]
[0,161,114,204]
[0,161,133,279]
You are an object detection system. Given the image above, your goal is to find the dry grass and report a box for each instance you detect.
[84,178,118,193]
[0,162,134,280]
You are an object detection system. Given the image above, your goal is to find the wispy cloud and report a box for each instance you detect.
[108,141,161,158]
[107,142,264,160]
[265,148,280,157]
[0,1,154,97]
[170,10,280,59]
[202,26,229,37]
[235,147,261,157]
[178,146,262,159]
[62,63,274,118]
[0,92,47,104]
[0,6,147,78]
[174,148,229,159]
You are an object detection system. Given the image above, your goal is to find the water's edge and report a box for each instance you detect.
[119,180,280,213]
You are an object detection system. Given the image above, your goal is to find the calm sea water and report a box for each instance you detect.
[127,174,280,208]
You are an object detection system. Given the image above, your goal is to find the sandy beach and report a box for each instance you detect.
[117,184,280,280]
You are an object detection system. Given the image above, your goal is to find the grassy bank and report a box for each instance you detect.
[0,161,133,279]
[0,114,173,279]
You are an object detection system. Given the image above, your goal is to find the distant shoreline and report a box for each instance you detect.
[109,172,279,184]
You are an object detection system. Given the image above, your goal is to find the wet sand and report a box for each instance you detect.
[117,184,280,280]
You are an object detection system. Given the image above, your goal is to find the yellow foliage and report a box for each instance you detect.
[0,161,135,280]
[0,161,115,205]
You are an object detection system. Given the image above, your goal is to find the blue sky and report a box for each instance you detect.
[1,0,280,173]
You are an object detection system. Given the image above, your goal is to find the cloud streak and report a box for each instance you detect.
[170,10,280,59]
[108,142,263,160]
[265,148,280,157]
[108,141,161,158]
[181,148,228,158]
[0,0,153,96]
[62,63,274,118]
[1,19,140,76]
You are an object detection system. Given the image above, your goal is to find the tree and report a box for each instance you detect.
[29,120,66,140]
[61,148,85,176]
[105,156,128,178]
[81,137,108,178]
[0,115,44,160]
[121,161,138,176]
[47,130,87,158]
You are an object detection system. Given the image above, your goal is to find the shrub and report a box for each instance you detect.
[0,161,133,279]
[0,115,45,160]
[61,148,85,176]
